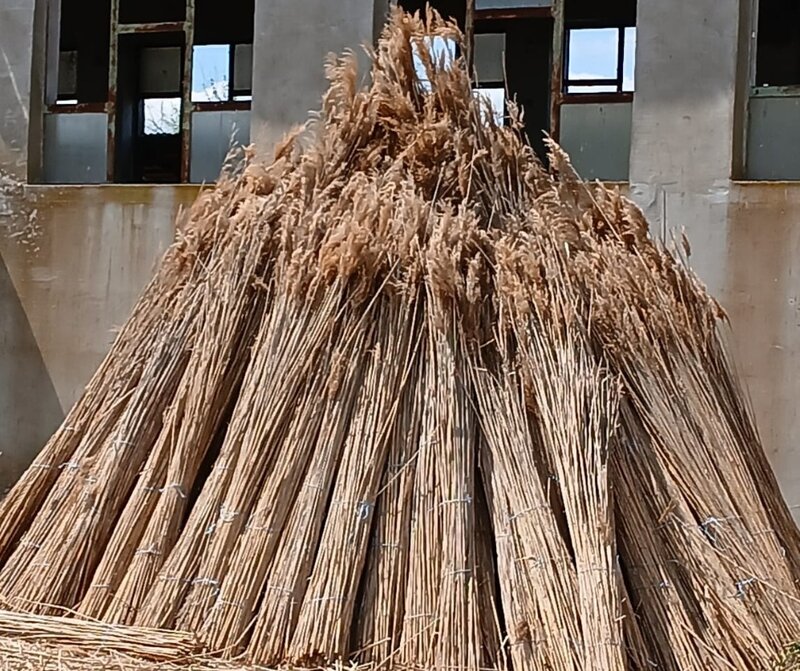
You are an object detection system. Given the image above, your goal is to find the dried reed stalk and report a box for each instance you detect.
[0,316,195,613]
[201,291,389,652]
[135,285,342,631]
[0,183,234,568]
[471,357,582,671]
[353,353,422,664]
[512,294,625,670]
[397,332,444,669]
[287,295,419,664]
[82,221,269,624]
[0,608,200,661]
[247,322,373,665]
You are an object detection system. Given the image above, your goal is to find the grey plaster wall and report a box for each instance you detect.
[0,184,198,494]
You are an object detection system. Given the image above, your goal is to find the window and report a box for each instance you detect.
[42,0,255,184]
[473,32,506,125]
[745,1,800,179]
[191,45,253,103]
[565,27,635,94]
[381,0,636,178]
[562,0,636,97]
[556,0,636,181]
[754,0,800,87]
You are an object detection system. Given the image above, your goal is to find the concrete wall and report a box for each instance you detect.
[0,184,198,492]
[629,0,800,517]
[0,0,36,180]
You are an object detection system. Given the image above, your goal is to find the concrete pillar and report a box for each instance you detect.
[250,0,390,154]
[626,0,800,521]
[628,0,744,294]
[0,0,38,181]
[630,0,742,188]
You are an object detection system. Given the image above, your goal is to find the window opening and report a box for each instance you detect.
[412,36,457,91]
[143,98,182,136]
[190,44,253,103]
[473,32,506,125]
[745,1,800,179]
[562,0,636,97]
[474,87,506,124]
[556,0,636,181]
[564,26,635,94]
[43,0,254,184]
[755,0,800,87]
[52,0,110,106]
[192,45,231,102]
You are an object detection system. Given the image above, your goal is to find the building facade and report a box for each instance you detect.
[1,0,799,517]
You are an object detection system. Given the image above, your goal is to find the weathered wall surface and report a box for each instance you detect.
[724,184,800,516]
[630,0,800,518]
[0,185,198,493]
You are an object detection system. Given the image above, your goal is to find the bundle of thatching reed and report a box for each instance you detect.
[0,608,199,661]
[1,7,799,671]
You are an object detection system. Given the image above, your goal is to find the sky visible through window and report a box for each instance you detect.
[568,27,636,92]
[412,36,506,125]
[192,44,231,102]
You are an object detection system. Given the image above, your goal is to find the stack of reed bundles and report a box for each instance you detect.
[1,8,799,671]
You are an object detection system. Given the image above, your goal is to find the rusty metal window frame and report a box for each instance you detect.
[44,0,253,183]
[549,1,635,140]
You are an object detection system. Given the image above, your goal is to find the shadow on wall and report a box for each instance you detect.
[0,254,63,495]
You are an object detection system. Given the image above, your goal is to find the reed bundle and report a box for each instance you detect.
[0,608,200,661]
[1,8,799,671]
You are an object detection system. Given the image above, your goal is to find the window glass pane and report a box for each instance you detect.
[143,97,181,135]
[233,44,253,93]
[58,51,78,99]
[474,87,505,125]
[474,33,505,85]
[140,46,182,96]
[192,45,231,102]
[623,27,636,91]
[567,28,619,81]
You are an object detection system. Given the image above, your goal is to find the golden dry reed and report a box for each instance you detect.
[1,8,800,671]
